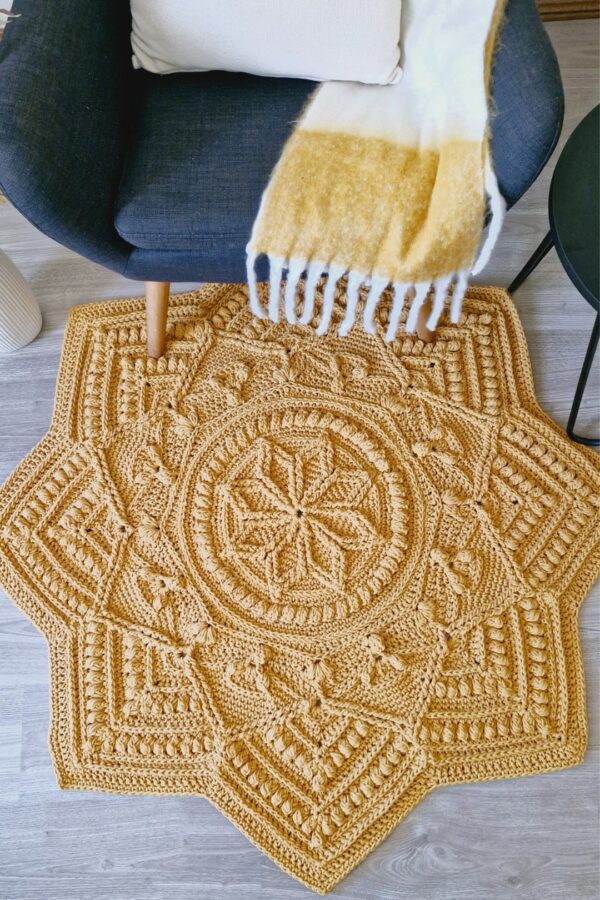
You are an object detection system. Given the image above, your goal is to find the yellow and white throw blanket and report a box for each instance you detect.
[247,0,507,340]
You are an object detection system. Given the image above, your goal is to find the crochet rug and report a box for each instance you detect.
[0,284,599,894]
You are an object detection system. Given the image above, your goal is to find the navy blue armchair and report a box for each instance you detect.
[0,0,563,355]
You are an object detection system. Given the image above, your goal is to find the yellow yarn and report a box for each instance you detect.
[0,283,598,894]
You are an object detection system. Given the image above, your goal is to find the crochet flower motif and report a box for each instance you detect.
[225,438,381,594]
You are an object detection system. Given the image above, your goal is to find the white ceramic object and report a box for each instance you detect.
[0,249,42,352]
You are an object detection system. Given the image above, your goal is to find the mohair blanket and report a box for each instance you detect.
[247,0,508,341]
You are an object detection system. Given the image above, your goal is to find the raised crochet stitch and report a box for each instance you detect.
[0,284,598,894]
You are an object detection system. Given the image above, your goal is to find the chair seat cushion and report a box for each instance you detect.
[115,70,313,252]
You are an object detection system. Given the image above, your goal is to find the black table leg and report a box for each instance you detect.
[508,232,554,294]
[567,312,599,447]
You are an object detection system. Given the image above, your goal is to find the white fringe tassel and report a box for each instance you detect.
[246,252,264,320]
[338,271,366,337]
[426,275,453,332]
[385,283,410,343]
[283,258,305,325]
[299,259,325,326]
[472,155,506,276]
[268,256,285,323]
[362,277,389,336]
[316,264,346,336]
[450,270,469,325]
[405,283,431,334]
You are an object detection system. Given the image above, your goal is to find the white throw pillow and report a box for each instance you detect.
[130,0,403,85]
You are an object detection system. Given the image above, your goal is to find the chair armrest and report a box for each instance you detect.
[0,0,134,273]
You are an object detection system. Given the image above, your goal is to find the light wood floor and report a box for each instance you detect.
[0,20,598,900]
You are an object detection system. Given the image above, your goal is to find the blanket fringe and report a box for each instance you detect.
[245,164,503,343]
[246,255,479,343]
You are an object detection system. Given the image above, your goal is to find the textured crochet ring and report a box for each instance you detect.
[0,283,599,894]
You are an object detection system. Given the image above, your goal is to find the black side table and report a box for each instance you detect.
[509,104,599,447]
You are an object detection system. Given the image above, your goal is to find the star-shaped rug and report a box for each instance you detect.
[0,284,598,893]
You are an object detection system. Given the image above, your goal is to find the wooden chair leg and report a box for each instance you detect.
[416,295,435,344]
[145,281,169,358]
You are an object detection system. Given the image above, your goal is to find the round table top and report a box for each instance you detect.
[550,104,599,311]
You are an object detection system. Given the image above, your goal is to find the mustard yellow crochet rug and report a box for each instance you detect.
[0,284,599,893]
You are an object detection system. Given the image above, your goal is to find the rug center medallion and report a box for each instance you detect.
[183,403,421,635]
